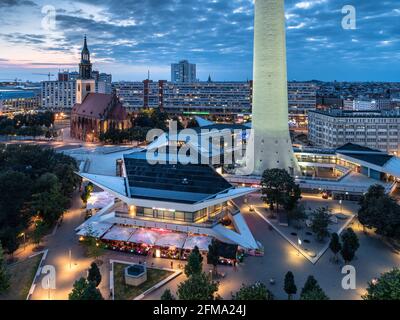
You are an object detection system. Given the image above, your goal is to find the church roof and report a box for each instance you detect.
[72,93,127,121]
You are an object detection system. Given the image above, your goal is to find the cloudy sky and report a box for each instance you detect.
[0,0,399,82]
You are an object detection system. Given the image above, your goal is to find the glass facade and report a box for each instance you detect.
[135,203,227,223]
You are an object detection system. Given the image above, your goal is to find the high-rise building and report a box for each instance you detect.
[171,60,197,83]
[250,0,299,175]
[92,71,113,94]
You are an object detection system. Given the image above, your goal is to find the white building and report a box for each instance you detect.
[41,80,76,111]
[308,109,400,155]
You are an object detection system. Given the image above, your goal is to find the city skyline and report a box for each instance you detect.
[0,0,399,82]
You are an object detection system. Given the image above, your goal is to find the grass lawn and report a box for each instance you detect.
[0,253,43,300]
[113,263,174,300]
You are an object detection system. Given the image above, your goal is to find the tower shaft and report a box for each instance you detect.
[251,0,299,175]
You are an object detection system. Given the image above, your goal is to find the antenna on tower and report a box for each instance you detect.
[147,69,150,80]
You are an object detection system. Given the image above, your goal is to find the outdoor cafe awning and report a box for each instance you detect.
[127,228,160,246]
[183,235,213,251]
[154,231,188,249]
[101,225,136,242]
[77,222,113,238]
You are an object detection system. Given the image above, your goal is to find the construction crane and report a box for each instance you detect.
[32,72,55,81]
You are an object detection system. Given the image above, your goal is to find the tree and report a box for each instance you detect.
[31,173,68,225]
[300,288,330,300]
[288,204,307,225]
[0,170,32,253]
[329,233,342,263]
[69,277,104,300]
[232,282,274,300]
[81,183,94,205]
[261,169,301,213]
[362,268,400,300]
[87,262,102,287]
[341,228,359,253]
[0,229,19,256]
[358,184,400,240]
[177,272,219,300]
[53,163,80,197]
[300,276,329,300]
[32,220,47,247]
[161,289,176,300]
[310,207,331,242]
[207,240,220,275]
[81,226,104,260]
[340,228,359,263]
[184,246,203,277]
[0,243,10,294]
[340,241,355,264]
[284,271,297,300]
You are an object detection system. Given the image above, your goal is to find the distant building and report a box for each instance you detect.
[0,90,40,113]
[308,109,400,155]
[162,81,252,116]
[171,60,197,83]
[344,99,393,111]
[114,80,317,121]
[288,82,318,129]
[70,36,129,142]
[92,71,112,94]
[114,81,252,116]
[41,63,112,110]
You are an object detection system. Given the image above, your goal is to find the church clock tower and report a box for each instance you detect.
[76,35,95,104]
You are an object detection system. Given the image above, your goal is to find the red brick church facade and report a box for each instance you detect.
[70,36,130,142]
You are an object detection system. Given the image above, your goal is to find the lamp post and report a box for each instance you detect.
[69,249,72,270]
[297,238,302,256]
[19,232,26,250]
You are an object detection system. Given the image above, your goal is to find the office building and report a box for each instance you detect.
[308,109,400,155]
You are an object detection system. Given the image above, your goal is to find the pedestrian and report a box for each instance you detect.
[170,261,174,269]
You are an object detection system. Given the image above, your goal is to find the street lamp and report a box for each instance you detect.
[297,238,302,256]
[19,232,26,250]
[69,249,72,270]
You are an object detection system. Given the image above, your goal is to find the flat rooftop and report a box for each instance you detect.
[124,152,233,204]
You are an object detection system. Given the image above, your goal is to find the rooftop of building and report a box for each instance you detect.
[336,143,382,153]
[309,109,400,118]
[124,151,233,204]
[72,92,127,120]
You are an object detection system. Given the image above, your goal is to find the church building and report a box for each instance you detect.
[70,36,130,142]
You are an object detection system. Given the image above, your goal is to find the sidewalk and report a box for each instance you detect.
[30,191,91,300]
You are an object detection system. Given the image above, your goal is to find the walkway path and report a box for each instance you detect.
[30,191,92,300]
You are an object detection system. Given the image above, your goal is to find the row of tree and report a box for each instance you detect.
[329,229,360,264]
[0,144,80,255]
[99,109,191,144]
[0,112,55,137]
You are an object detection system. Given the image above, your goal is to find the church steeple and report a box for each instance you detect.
[79,35,92,79]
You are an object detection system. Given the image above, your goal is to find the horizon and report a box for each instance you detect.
[0,0,399,82]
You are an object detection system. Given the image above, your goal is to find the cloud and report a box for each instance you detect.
[0,0,399,81]
[0,0,36,7]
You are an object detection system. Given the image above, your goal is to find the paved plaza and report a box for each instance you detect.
[23,190,400,300]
